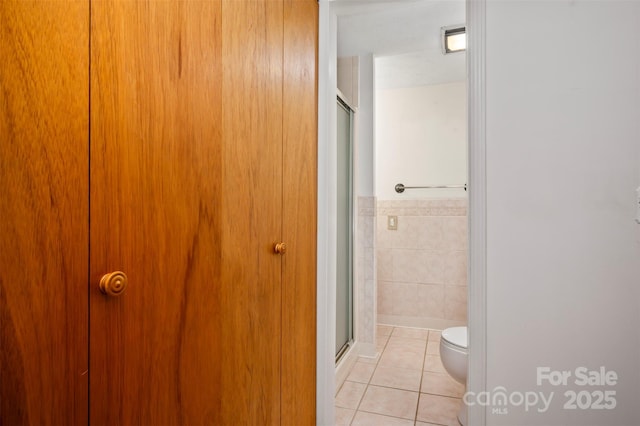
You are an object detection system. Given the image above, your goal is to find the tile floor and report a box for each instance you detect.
[335,325,464,426]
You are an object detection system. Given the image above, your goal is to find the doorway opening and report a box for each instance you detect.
[316,0,487,424]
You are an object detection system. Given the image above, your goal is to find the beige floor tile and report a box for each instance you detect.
[386,336,427,351]
[348,327,465,425]
[428,330,442,342]
[358,385,419,420]
[370,366,422,392]
[377,333,391,349]
[376,334,391,345]
[417,393,461,425]
[426,340,440,355]
[377,324,394,337]
[379,332,391,343]
[423,354,447,374]
[351,411,415,426]
[421,371,464,398]
[335,407,356,426]
[336,381,367,409]
[358,352,381,365]
[378,345,425,370]
[391,326,430,340]
[347,362,376,384]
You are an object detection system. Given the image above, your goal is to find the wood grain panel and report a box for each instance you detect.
[220,1,284,424]
[90,1,223,424]
[0,1,89,424]
[282,1,319,424]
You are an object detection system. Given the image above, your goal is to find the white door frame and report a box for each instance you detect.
[466,0,487,424]
[316,1,487,424]
[316,4,338,425]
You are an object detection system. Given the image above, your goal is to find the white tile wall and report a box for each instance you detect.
[376,199,467,329]
[356,197,376,351]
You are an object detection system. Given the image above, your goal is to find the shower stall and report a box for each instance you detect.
[336,95,354,361]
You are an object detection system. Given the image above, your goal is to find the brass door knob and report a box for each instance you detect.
[274,242,287,255]
[99,271,128,297]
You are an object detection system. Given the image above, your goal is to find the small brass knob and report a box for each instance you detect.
[99,271,128,297]
[274,242,287,255]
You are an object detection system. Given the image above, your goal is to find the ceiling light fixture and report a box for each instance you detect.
[442,25,466,54]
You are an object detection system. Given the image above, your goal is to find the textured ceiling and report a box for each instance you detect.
[334,0,466,89]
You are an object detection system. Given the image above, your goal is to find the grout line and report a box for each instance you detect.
[349,326,391,425]
[340,326,458,425]
[355,407,419,423]
[359,382,421,393]
[413,329,431,425]
[346,326,394,425]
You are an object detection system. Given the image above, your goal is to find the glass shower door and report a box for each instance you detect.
[336,96,353,361]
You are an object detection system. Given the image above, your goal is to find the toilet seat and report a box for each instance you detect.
[442,326,467,349]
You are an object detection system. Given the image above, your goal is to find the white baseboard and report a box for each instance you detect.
[357,342,376,358]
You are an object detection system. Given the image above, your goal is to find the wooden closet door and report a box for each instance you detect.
[2,0,316,424]
[90,0,287,424]
[219,1,284,424]
[90,1,224,424]
[0,1,89,425]
[282,0,318,423]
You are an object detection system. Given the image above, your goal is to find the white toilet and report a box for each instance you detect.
[439,326,468,426]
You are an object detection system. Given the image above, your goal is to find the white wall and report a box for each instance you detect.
[357,54,375,197]
[377,199,468,330]
[485,1,640,425]
[376,81,467,200]
[337,56,359,108]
